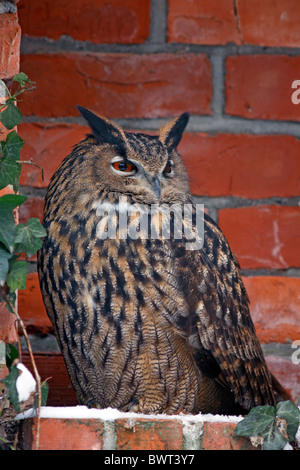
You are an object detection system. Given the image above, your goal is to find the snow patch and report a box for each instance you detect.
[15,405,244,424]
[16,363,36,403]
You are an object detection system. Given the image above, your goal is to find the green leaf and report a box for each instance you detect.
[235,405,275,437]
[6,259,27,292]
[0,194,28,252]
[0,193,27,209]
[0,101,22,130]
[5,343,19,369]
[23,218,46,238]
[0,155,21,193]
[13,72,32,87]
[41,381,49,406]
[0,245,13,285]
[3,131,24,158]
[261,421,288,450]
[235,401,300,450]
[276,400,300,440]
[3,292,16,311]
[0,131,24,191]
[15,218,46,258]
[3,365,20,412]
[35,381,49,408]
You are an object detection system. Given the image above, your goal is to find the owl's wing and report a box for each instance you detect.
[178,213,276,410]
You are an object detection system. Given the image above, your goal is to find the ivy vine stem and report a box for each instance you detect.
[15,158,45,181]
[4,294,41,451]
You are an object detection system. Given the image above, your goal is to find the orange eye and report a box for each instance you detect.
[112,161,136,173]
[163,161,173,176]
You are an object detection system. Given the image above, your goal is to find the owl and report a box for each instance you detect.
[37,106,288,415]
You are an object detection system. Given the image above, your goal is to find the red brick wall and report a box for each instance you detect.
[19,414,257,450]
[16,0,300,405]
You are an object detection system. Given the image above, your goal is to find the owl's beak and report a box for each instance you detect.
[151,176,161,201]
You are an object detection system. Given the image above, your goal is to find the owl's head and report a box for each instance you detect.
[75,106,191,205]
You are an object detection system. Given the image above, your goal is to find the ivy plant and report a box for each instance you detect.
[0,72,46,309]
[0,73,47,449]
[1,343,48,414]
[235,400,300,450]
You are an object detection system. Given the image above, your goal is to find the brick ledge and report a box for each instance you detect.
[17,406,257,450]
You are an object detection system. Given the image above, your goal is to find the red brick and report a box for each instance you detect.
[168,0,240,45]
[202,422,256,450]
[18,416,262,451]
[179,133,300,198]
[0,365,8,381]
[22,353,77,407]
[0,126,9,141]
[21,126,300,199]
[116,418,183,450]
[243,276,300,343]
[237,0,300,47]
[18,272,51,334]
[0,12,21,79]
[0,186,14,197]
[19,195,44,224]
[218,206,300,269]
[226,55,300,121]
[18,0,150,44]
[265,355,300,404]
[20,418,104,450]
[19,53,212,118]
[18,122,89,188]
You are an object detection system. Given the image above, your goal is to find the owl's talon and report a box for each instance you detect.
[127,398,139,412]
[86,399,100,409]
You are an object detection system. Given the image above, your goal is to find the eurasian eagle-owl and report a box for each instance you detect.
[37,107,287,415]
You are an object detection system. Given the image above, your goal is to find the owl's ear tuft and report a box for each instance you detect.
[159,112,189,152]
[77,105,127,153]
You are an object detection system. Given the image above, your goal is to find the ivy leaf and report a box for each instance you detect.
[0,244,13,286]
[3,131,25,159]
[261,420,288,450]
[0,194,27,209]
[276,400,300,440]
[0,131,24,192]
[0,101,22,130]
[15,218,46,258]
[3,365,20,412]
[6,259,27,292]
[0,155,21,193]
[235,401,300,450]
[41,381,49,406]
[3,292,16,311]
[22,217,46,238]
[5,343,19,369]
[0,194,28,252]
[235,405,275,437]
[13,72,33,87]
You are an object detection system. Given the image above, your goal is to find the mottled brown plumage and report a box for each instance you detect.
[38,107,288,415]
